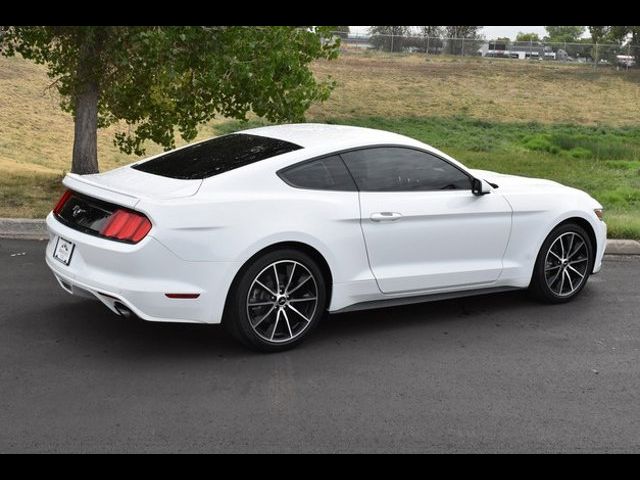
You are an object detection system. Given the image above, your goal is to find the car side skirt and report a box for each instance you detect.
[332,286,523,314]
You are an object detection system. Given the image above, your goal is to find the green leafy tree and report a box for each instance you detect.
[368,26,411,52]
[544,26,586,43]
[443,26,483,39]
[609,26,630,44]
[0,26,340,174]
[608,25,640,44]
[419,26,444,37]
[588,26,611,44]
[610,26,640,66]
[415,27,444,54]
[443,26,483,55]
[516,32,540,42]
[587,26,611,63]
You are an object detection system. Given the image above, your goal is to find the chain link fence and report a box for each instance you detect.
[336,32,638,70]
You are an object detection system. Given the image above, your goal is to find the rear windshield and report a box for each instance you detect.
[132,133,303,179]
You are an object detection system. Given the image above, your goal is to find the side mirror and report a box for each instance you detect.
[472,178,491,196]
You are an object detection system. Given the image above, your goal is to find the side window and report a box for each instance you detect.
[279,155,357,191]
[341,147,472,192]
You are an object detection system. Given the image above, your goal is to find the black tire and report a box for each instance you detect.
[223,249,327,352]
[529,223,594,304]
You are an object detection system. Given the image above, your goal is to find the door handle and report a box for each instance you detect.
[370,212,403,222]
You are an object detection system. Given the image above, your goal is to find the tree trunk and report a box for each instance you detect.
[71,80,99,174]
[71,31,102,175]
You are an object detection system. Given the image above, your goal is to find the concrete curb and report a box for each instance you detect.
[1,218,640,254]
[0,218,48,241]
[605,239,640,255]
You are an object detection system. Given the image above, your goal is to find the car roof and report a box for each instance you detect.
[238,123,424,151]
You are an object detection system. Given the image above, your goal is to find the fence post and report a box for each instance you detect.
[426,35,430,56]
[594,42,598,70]
[390,32,394,53]
[461,37,465,56]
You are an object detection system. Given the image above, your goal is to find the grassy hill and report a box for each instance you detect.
[1,51,639,238]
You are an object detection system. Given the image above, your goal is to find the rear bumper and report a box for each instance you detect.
[45,213,239,324]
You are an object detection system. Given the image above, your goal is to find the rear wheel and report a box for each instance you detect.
[224,249,327,352]
[529,223,593,304]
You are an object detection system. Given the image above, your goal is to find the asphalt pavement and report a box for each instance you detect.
[2,238,640,453]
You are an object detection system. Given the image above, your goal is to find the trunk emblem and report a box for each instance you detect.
[72,205,86,217]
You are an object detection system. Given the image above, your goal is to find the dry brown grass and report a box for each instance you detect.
[0,55,224,178]
[309,50,640,125]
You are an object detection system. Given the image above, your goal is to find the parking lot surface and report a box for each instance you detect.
[2,239,639,453]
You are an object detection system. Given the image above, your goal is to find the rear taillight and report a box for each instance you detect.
[100,209,152,243]
[53,189,72,215]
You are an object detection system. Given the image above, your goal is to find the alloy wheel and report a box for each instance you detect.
[246,260,319,343]
[544,231,590,297]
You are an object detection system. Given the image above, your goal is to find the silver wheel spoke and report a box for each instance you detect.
[284,263,296,293]
[568,240,585,260]
[289,297,317,303]
[282,308,293,338]
[549,250,562,262]
[248,301,274,307]
[253,305,276,328]
[545,264,561,272]
[566,234,575,260]
[565,269,574,292]
[287,303,311,323]
[569,258,588,265]
[273,264,281,293]
[269,309,281,341]
[548,268,562,287]
[559,270,566,294]
[287,275,311,295]
[567,265,584,278]
[255,279,277,297]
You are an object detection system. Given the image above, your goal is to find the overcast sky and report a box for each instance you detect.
[349,26,588,40]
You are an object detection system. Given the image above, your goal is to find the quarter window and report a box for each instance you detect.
[341,147,472,192]
[279,155,357,191]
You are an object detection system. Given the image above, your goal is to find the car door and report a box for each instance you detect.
[340,147,513,294]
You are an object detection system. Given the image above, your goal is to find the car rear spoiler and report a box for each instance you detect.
[63,173,140,209]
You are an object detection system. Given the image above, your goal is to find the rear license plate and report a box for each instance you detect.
[53,237,75,265]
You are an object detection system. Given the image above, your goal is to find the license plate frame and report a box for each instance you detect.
[53,236,75,266]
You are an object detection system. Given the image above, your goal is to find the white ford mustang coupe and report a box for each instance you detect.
[46,124,607,351]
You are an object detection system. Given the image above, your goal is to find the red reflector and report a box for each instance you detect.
[100,209,152,243]
[53,189,72,215]
[165,293,200,299]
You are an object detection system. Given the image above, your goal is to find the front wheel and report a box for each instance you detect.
[224,249,327,352]
[529,223,594,304]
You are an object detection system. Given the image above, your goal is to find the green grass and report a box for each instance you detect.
[217,116,640,240]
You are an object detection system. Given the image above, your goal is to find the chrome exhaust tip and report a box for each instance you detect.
[113,302,133,319]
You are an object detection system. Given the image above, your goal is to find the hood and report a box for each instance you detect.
[470,169,565,192]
